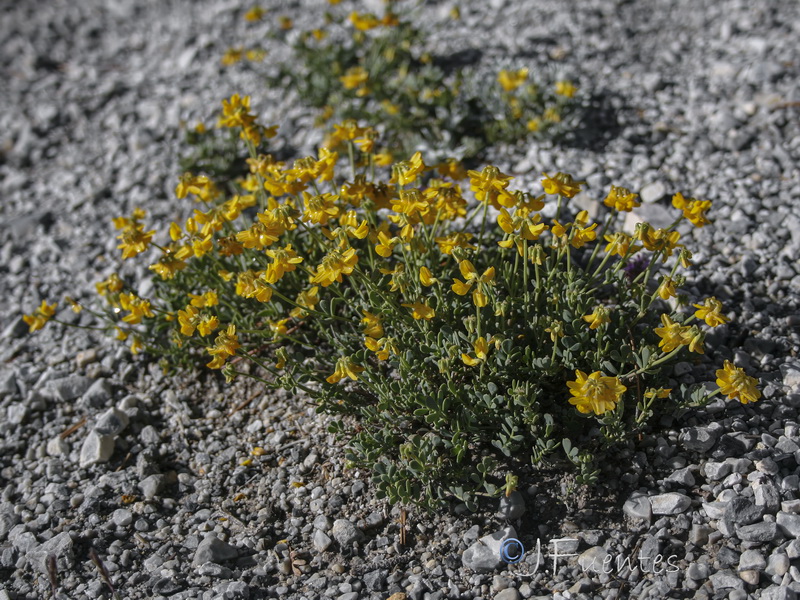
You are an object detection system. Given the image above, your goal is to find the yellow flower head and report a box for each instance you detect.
[656,277,677,300]
[401,302,435,320]
[654,313,689,352]
[541,172,583,198]
[23,300,58,332]
[603,186,640,212]
[349,11,380,31]
[693,297,729,327]
[567,370,626,415]
[206,325,240,369]
[555,80,577,98]
[461,336,489,366]
[468,165,513,206]
[582,306,610,330]
[716,360,761,404]
[327,356,364,384]
[672,193,712,228]
[219,94,256,130]
[340,66,369,90]
[119,293,154,325]
[498,68,528,92]
[311,247,359,287]
[361,311,384,339]
[603,232,640,257]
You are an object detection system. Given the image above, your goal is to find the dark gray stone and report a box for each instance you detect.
[193,534,238,566]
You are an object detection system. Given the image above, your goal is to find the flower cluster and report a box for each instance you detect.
[27,93,758,511]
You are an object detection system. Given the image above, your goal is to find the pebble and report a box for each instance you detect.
[193,534,238,566]
[649,492,691,514]
[79,430,115,468]
[331,519,363,547]
[497,491,526,520]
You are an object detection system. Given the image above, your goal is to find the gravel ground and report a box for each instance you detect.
[1,0,800,599]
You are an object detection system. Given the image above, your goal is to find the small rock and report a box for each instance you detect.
[777,512,800,538]
[76,348,98,368]
[781,360,800,390]
[497,491,525,520]
[704,461,732,480]
[81,378,112,408]
[639,181,666,203]
[495,589,522,600]
[736,521,778,543]
[623,492,652,521]
[331,519,363,547]
[761,585,796,600]
[738,549,766,572]
[193,534,238,566]
[46,436,69,457]
[578,546,609,573]
[313,529,332,552]
[27,532,73,574]
[462,526,516,572]
[766,552,790,577]
[94,407,129,436]
[689,524,713,546]
[79,431,115,468]
[754,481,781,512]
[46,375,92,401]
[650,492,691,514]
[138,474,165,500]
[725,497,765,525]
[111,509,133,528]
[709,569,745,590]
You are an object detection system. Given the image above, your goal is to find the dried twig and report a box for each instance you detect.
[89,547,121,600]
[59,416,87,439]
[46,554,58,599]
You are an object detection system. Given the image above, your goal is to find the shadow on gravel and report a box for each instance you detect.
[559,90,626,152]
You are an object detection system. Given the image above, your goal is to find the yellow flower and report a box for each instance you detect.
[119,293,154,325]
[603,232,640,257]
[349,11,379,31]
[96,273,124,297]
[361,311,384,339]
[654,313,688,352]
[545,321,564,343]
[206,325,240,369]
[114,210,155,260]
[555,80,577,98]
[693,297,729,327]
[567,370,626,415]
[716,360,761,404]
[289,286,320,319]
[468,165,513,206]
[393,152,426,186]
[603,186,640,212]
[656,277,677,300]
[340,66,368,90]
[682,325,705,354]
[434,232,476,255]
[303,192,340,226]
[672,193,712,228]
[23,300,58,332]
[221,47,243,66]
[278,16,293,30]
[130,336,144,355]
[265,244,303,283]
[419,266,438,286]
[451,260,495,307]
[582,306,610,330]
[497,68,528,92]
[461,336,489,366]
[365,337,397,361]
[541,172,583,198]
[638,225,682,258]
[401,302,435,320]
[374,231,399,258]
[644,388,672,400]
[218,94,256,130]
[311,247,358,287]
[327,356,364,383]
[189,291,219,308]
[526,118,541,132]
[244,6,265,21]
